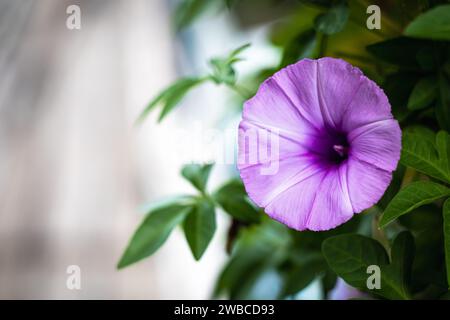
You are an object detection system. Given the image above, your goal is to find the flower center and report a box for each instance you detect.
[328,134,349,164]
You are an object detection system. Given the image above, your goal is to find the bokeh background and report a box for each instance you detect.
[0,0,285,299]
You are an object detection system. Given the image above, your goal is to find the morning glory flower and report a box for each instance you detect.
[238,58,401,231]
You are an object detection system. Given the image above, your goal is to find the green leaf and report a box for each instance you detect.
[401,129,450,183]
[158,78,206,122]
[281,253,327,297]
[118,204,191,269]
[214,220,289,299]
[443,199,450,288]
[137,77,205,124]
[229,43,251,59]
[183,197,216,260]
[404,5,450,41]
[382,232,415,300]
[209,43,250,85]
[280,29,317,68]
[437,73,450,132]
[314,2,349,35]
[366,37,432,69]
[322,233,414,300]
[175,0,214,30]
[181,163,214,193]
[213,179,261,223]
[382,72,420,121]
[407,76,437,110]
[322,234,388,291]
[209,58,237,85]
[380,181,450,228]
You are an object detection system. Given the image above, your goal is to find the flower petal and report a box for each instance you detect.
[240,154,323,208]
[306,164,354,231]
[264,169,326,230]
[271,59,326,130]
[315,58,364,130]
[348,119,401,171]
[243,76,318,138]
[346,157,393,213]
[238,120,310,170]
[341,76,393,132]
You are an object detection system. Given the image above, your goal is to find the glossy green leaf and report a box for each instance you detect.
[181,163,214,193]
[314,2,349,35]
[380,181,450,228]
[118,204,191,269]
[322,233,414,299]
[401,130,450,183]
[213,179,261,223]
[404,5,450,41]
[443,198,450,288]
[322,234,389,291]
[183,197,216,260]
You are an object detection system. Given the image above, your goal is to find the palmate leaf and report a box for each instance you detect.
[404,4,450,41]
[444,199,450,288]
[380,181,450,228]
[322,233,414,300]
[117,202,193,269]
[401,129,450,184]
[183,197,216,260]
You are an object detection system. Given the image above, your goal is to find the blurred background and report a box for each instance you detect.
[0,0,410,299]
[0,0,276,299]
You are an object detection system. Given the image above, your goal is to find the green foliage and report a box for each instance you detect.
[213,179,261,223]
[183,197,216,260]
[175,0,219,30]
[444,199,450,288]
[314,1,349,35]
[121,0,450,300]
[322,232,414,300]
[367,37,435,69]
[380,181,450,228]
[401,130,450,184]
[117,202,193,269]
[137,77,206,123]
[137,43,251,123]
[181,163,213,193]
[214,219,290,299]
[408,76,437,110]
[405,4,450,41]
[437,72,450,131]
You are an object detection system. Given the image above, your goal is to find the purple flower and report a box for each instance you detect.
[329,278,367,300]
[237,58,401,231]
